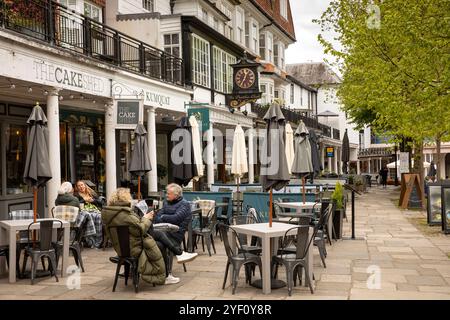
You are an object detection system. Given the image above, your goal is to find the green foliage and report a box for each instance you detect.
[331,182,344,209]
[315,0,450,143]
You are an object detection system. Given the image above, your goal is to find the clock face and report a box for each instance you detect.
[235,68,256,89]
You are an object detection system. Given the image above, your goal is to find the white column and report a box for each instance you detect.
[379,158,382,171]
[368,159,371,174]
[207,122,214,189]
[321,145,325,171]
[357,160,361,175]
[248,127,254,184]
[147,107,158,193]
[334,147,338,174]
[46,88,61,216]
[105,102,116,202]
[327,152,332,172]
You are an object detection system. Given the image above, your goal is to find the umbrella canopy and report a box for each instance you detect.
[387,160,430,169]
[189,115,204,181]
[172,116,198,187]
[291,120,313,176]
[231,124,248,178]
[260,103,290,191]
[285,123,295,175]
[309,129,322,180]
[23,103,52,188]
[128,123,152,177]
[341,129,350,174]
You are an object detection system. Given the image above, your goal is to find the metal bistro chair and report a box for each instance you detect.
[108,225,140,293]
[272,224,317,296]
[218,223,262,295]
[51,206,87,273]
[192,206,218,256]
[9,210,41,278]
[22,220,62,285]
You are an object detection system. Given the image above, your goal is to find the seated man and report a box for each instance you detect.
[150,183,197,284]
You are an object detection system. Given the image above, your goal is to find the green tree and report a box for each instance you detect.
[315,0,450,183]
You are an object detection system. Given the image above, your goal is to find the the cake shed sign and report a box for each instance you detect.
[115,100,143,129]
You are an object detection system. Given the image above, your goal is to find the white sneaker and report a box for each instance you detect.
[164,274,180,285]
[176,251,198,264]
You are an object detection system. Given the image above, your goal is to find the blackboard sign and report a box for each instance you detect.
[117,101,139,125]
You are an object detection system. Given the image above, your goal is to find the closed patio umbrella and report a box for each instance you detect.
[428,161,436,178]
[341,129,350,174]
[189,115,204,181]
[172,116,198,187]
[285,123,295,175]
[292,120,313,203]
[231,124,248,192]
[260,103,290,227]
[128,123,151,200]
[23,102,52,223]
[309,129,322,183]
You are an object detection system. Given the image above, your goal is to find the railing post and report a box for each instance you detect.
[113,31,121,66]
[46,0,54,44]
[139,43,145,74]
[83,18,92,56]
[160,52,165,80]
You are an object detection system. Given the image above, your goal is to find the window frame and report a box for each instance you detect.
[192,34,211,88]
[280,0,288,20]
[163,33,180,58]
[142,0,154,12]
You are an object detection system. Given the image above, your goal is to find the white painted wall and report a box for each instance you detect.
[117,0,171,14]
[286,82,314,112]
[316,84,359,146]
[194,87,212,103]
[173,0,200,16]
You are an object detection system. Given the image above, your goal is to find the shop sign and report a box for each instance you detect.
[115,100,143,129]
[188,108,210,131]
[399,152,409,173]
[145,91,170,106]
[326,147,335,158]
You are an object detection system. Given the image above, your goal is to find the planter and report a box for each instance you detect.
[332,209,344,240]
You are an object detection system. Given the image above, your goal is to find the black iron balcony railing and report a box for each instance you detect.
[0,0,184,86]
[252,104,339,139]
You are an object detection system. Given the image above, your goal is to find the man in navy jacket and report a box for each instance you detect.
[151,183,197,284]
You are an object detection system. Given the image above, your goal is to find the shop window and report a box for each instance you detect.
[5,124,29,195]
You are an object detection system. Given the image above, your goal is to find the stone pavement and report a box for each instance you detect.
[0,186,449,300]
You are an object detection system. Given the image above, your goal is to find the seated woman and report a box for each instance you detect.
[102,188,166,286]
[74,180,103,209]
[55,182,80,208]
[74,180,103,248]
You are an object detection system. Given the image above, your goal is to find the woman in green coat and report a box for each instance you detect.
[102,188,166,285]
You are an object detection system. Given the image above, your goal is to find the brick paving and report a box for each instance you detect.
[0,185,449,300]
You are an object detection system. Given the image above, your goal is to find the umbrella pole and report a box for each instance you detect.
[33,186,37,246]
[269,187,273,228]
[302,176,306,204]
[137,176,141,200]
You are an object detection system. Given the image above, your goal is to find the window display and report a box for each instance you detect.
[5,123,29,195]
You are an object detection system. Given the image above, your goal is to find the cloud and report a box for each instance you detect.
[287,0,338,64]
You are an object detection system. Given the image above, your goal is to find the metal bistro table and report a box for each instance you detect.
[230,222,314,295]
[0,218,70,283]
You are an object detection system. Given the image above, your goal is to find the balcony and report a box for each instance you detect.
[252,104,339,139]
[0,0,184,86]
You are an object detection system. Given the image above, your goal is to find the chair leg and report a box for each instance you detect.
[222,262,230,289]
[286,265,294,296]
[210,234,216,254]
[304,266,314,294]
[124,263,130,286]
[30,258,37,285]
[205,236,212,257]
[112,262,122,292]
[182,262,187,272]
[76,247,85,273]
[201,236,205,252]
[132,264,139,293]
[318,244,327,268]
[49,254,59,282]
[41,257,46,271]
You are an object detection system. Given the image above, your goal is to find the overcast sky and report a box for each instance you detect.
[286,0,335,64]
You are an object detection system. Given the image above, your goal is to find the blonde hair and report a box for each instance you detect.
[166,183,182,198]
[75,180,97,199]
[108,188,132,206]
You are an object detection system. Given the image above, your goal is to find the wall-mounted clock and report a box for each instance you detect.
[235,68,256,89]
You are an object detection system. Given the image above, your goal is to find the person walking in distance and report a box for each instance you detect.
[379,166,389,189]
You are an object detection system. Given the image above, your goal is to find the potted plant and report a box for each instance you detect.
[331,182,345,239]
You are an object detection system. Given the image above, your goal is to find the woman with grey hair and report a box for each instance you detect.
[55,181,80,208]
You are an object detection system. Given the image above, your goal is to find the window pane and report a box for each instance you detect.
[164,34,171,45]
[5,124,29,194]
[172,34,179,44]
[172,47,179,58]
